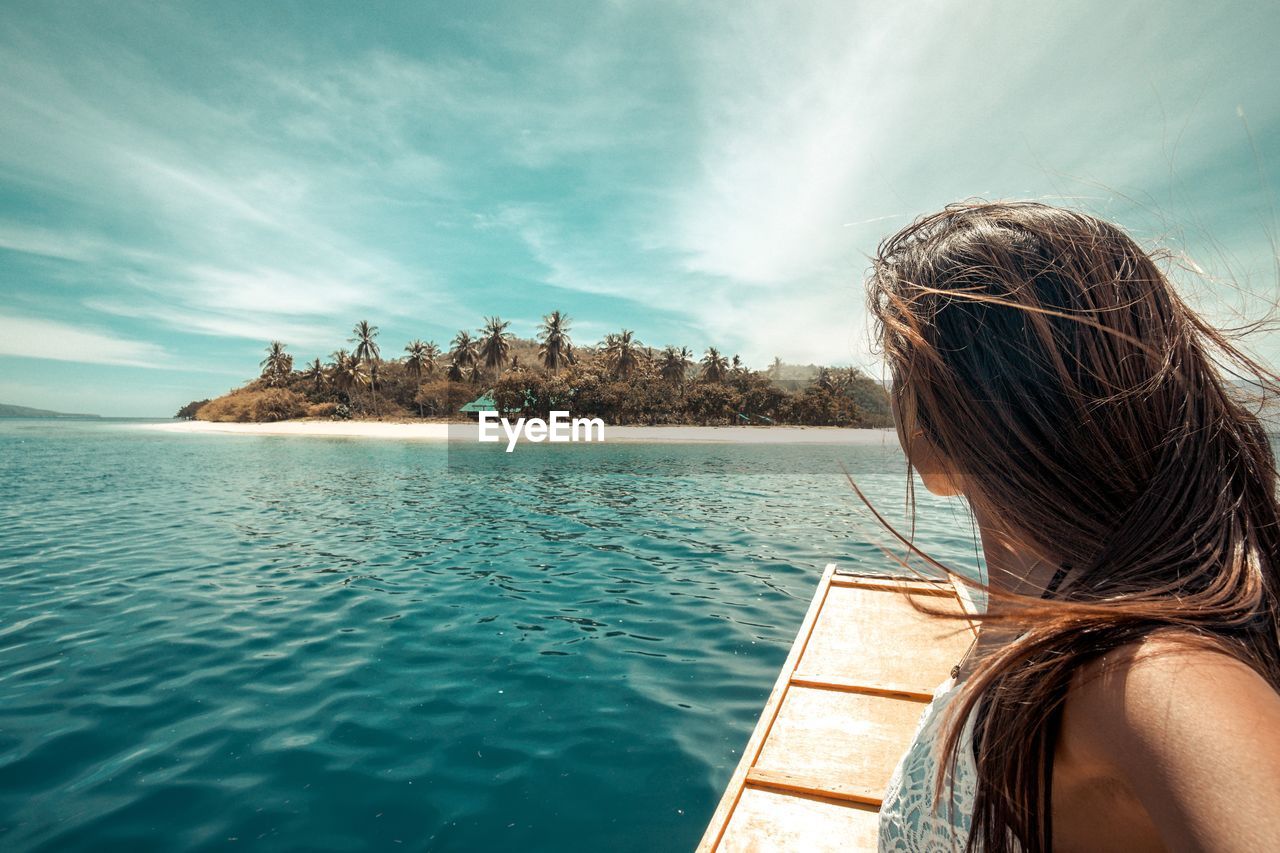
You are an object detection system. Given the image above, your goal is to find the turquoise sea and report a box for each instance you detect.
[0,420,979,852]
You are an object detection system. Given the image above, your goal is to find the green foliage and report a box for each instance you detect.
[537,311,575,372]
[492,369,574,419]
[844,371,893,424]
[683,381,736,424]
[790,386,863,426]
[175,399,209,420]
[197,387,307,422]
[478,316,514,379]
[259,341,293,387]
[205,320,895,426]
[414,379,470,419]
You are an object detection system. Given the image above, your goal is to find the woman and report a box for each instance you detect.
[866,202,1280,852]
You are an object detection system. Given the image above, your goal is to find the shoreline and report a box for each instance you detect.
[138,419,898,445]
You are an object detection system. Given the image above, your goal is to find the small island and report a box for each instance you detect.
[0,403,100,419]
[179,313,894,429]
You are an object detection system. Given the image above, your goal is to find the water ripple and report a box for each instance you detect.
[0,420,977,851]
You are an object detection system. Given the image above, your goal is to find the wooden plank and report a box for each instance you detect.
[828,574,955,596]
[831,568,942,585]
[695,562,838,852]
[753,686,926,801]
[745,768,883,806]
[717,786,879,853]
[787,674,934,703]
[793,583,973,695]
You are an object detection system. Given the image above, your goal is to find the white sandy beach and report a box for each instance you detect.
[140,419,898,445]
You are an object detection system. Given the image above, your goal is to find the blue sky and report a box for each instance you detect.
[1,0,1277,416]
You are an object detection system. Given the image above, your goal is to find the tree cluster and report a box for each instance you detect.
[179,315,892,428]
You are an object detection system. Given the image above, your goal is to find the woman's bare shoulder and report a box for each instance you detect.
[1067,633,1275,714]
[1064,632,1280,753]
[1060,633,1280,851]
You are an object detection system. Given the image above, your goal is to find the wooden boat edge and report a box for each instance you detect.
[696,564,976,851]
[695,562,839,851]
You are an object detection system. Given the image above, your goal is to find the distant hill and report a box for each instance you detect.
[0,403,100,419]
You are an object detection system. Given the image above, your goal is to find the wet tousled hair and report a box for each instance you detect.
[863,201,1280,852]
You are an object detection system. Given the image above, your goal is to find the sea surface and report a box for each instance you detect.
[0,420,981,852]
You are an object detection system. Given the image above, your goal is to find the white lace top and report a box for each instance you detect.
[878,677,979,852]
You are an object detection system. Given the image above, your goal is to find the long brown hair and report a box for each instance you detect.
[864,201,1280,852]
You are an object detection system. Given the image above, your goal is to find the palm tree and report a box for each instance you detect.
[478,316,513,378]
[659,346,691,384]
[731,354,744,375]
[767,356,784,379]
[446,360,467,383]
[815,366,836,392]
[423,342,441,374]
[302,357,325,391]
[701,347,729,383]
[602,329,644,379]
[404,340,438,416]
[350,321,381,366]
[260,341,293,386]
[404,339,439,381]
[349,321,381,412]
[329,349,368,400]
[450,330,479,372]
[537,310,575,373]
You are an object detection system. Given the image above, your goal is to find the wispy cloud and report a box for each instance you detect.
[498,205,644,300]
[0,25,446,348]
[0,0,1276,415]
[636,0,1280,364]
[653,3,920,286]
[82,299,335,352]
[0,223,111,263]
[0,312,168,368]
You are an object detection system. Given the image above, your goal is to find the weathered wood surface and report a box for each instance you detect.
[697,563,977,852]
